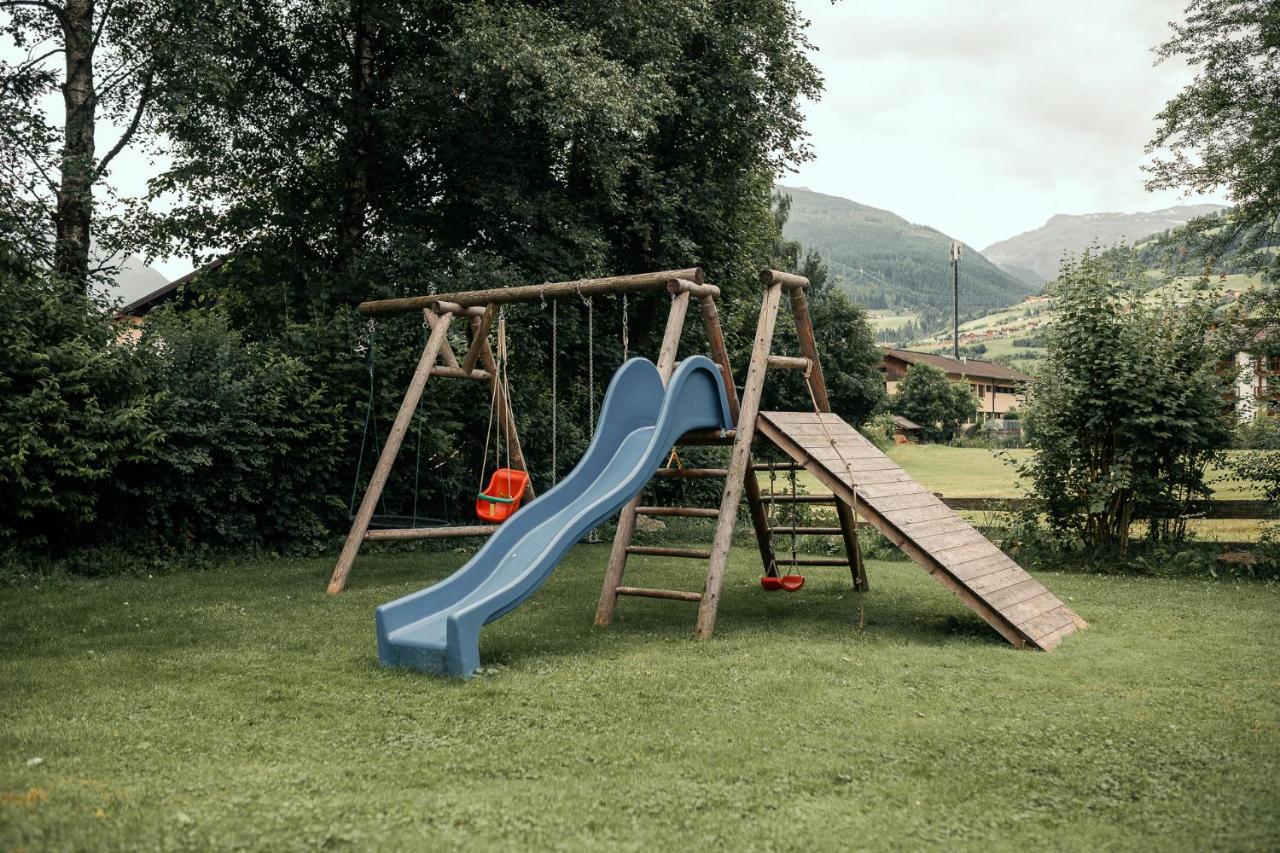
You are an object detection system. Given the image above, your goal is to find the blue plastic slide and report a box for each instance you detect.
[375,355,733,678]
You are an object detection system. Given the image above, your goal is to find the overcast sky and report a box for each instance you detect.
[788,0,1227,250]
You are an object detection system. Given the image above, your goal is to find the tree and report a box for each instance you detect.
[1145,0,1280,281]
[1020,251,1232,554]
[890,364,975,442]
[0,0,165,288]
[137,0,821,322]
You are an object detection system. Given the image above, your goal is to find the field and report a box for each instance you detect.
[867,309,920,333]
[763,445,1271,542]
[3,550,1279,850]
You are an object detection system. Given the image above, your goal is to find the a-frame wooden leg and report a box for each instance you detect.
[327,311,456,594]
[695,283,784,638]
[595,290,690,627]
[699,294,777,578]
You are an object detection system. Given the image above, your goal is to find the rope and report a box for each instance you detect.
[479,313,502,493]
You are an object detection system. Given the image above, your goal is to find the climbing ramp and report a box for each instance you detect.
[756,411,1085,650]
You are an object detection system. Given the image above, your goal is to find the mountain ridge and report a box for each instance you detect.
[982,204,1228,283]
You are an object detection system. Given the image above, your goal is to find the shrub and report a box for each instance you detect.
[118,309,349,552]
[1019,250,1232,554]
[0,260,153,547]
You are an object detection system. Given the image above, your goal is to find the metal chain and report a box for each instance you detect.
[587,295,595,434]
[551,300,557,484]
[621,293,629,360]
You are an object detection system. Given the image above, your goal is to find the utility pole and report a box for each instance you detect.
[950,240,962,359]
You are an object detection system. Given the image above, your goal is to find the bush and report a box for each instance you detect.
[118,309,349,552]
[0,261,153,547]
[1019,250,1232,554]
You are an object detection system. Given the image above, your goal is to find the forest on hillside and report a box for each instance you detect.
[778,186,1038,331]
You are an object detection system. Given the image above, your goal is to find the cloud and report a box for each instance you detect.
[789,0,1227,248]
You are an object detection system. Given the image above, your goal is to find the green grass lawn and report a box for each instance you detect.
[3,549,1278,850]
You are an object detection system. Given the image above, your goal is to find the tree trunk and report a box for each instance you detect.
[335,0,374,288]
[54,0,96,289]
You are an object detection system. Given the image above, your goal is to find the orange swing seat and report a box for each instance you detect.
[476,468,530,523]
[760,573,805,592]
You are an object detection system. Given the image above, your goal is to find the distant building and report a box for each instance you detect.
[1231,350,1279,422]
[892,415,923,443]
[878,346,1031,423]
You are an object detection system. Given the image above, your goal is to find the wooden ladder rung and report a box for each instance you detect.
[652,467,728,478]
[766,355,810,371]
[769,526,843,536]
[634,506,720,518]
[364,525,495,541]
[760,494,834,504]
[625,546,712,559]
[615,586,702,602]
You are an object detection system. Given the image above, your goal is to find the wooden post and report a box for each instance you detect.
[461,304,495,376]
[788,286,868,591]
[695,283,784,637]
[699,293,777,578]
[595,289,690,627]
[425,308,461,369]
[328,311,455,594]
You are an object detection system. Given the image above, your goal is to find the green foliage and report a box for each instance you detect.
[1146,0,1280,236]
[137,0,820,319]
[1020,250,1233,554]
[0,260,153,545]
[119,310,348,551]
[890,364,976,443]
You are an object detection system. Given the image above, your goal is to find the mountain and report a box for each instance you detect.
[983,204,1228,284]
[108,255,168,305]
[778,186,1037,325]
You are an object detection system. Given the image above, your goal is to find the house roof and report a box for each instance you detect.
[116,257,226,318]
[893,415,923,431]
[879,346,1031,382]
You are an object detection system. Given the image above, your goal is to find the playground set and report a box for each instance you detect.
[328,268,1085,677]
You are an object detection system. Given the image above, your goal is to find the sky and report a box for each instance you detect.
[6,0,1228,279]
[787,0,1227,250]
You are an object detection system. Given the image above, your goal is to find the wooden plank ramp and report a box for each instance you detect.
[757,411,1086,651]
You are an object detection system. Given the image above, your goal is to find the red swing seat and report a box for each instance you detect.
[475,468,530,523]
[760,573,805,592]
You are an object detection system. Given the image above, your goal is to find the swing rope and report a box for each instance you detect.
[350,319,387,520]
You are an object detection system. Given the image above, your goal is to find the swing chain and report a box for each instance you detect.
[550,300,558,483]
[621,293,629,360]
[587,294,595,434]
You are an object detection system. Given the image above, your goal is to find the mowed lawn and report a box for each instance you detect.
[3,549,1278,850]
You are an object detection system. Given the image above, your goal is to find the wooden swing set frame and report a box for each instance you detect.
[328,266,1084,650]
[326,267,867,640]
